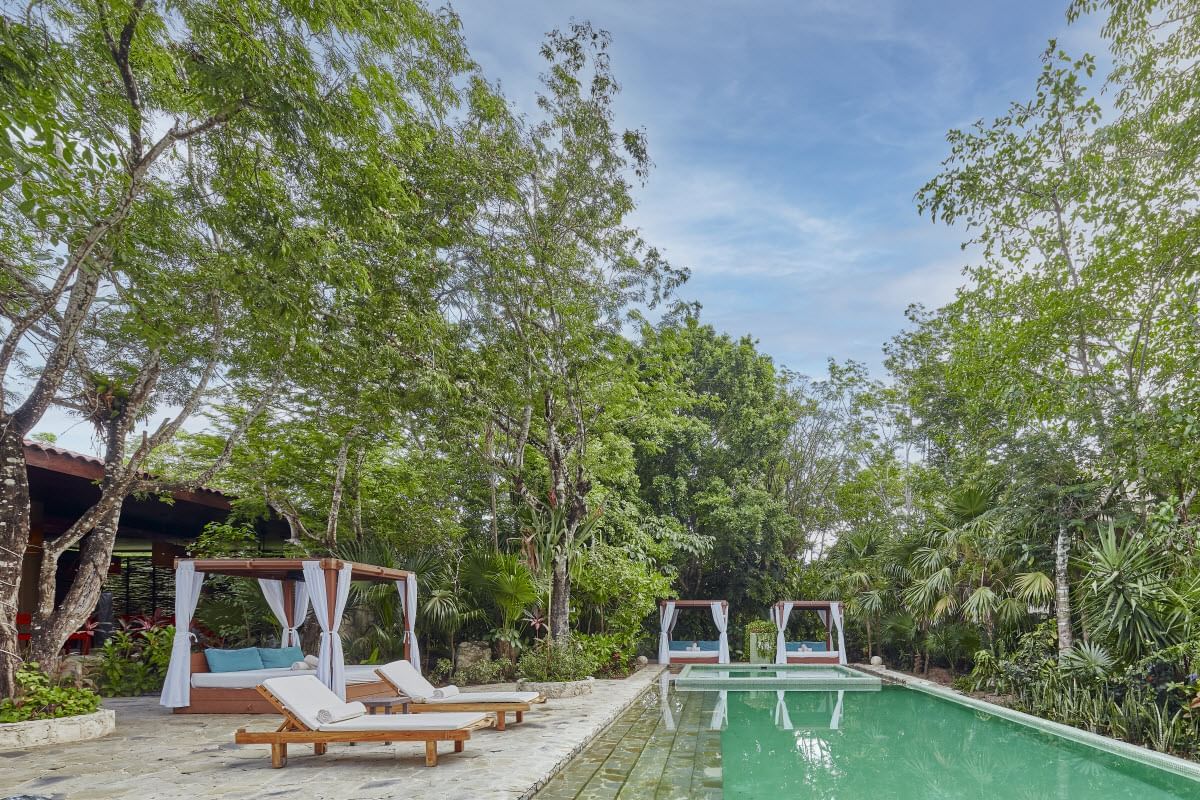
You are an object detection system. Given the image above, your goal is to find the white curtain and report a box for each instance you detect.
[658,601,676,664]
[258,579,310,647]
[774,689,793,730]
[258,580,288,647]
[290,581,311,647]
[771,602,794,664]
[404,574,420,673]
[159,562,205,708]
[709,689,727,731]
[831,601,848,664]
[303,561,353,699]
[659,673,675,731]
[710,602,729,664]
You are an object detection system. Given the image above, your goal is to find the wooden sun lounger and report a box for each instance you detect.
[374,667,547,731]
[234,684,493,767]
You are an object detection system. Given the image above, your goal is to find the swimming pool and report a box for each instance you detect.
[675,662,881,690]
[534,681,1200,799]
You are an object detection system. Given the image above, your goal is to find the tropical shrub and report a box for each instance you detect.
[745,620,777,660]
[95,626,174,696]
[516,638,596,682]
[0,662,100,722]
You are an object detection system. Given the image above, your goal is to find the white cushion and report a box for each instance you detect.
[318,712,488,732]
[376,659,439,701]
[422,691,541,704]
[263,675,342,730]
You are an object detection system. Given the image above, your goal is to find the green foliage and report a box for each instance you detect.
[516,638,597,683]
[95,627,174,697]
[744,620,777,660]
[0,662,100,722]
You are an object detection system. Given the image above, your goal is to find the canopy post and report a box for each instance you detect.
[282,579,296,637]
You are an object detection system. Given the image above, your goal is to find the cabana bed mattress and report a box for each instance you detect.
[191,665,382,689]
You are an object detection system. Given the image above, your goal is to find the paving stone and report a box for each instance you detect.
[4,668,659,800]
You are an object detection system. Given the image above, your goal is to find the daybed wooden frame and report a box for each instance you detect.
[179,652,394,714]
[660,599,728,665]
[773,600,843,665]
[174,557,412,714]
[233,684,492,767]
[374,668,546,731]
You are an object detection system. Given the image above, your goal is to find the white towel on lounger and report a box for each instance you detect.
[432,684,459,699]
[316,701,366,725]
[290,661,314,671]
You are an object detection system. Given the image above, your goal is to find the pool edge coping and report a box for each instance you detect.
[856,663,1200,785]
[518,665,665,800]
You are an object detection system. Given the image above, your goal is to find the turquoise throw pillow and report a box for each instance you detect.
[204,647,265,673]
[258,646,304,669]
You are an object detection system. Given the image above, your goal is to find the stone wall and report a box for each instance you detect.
[0,708,116,752]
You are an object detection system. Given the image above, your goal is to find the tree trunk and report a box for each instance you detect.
[1054,519,1074,660]
[28,499,124,674]
[549,556,570,641]
[0,426,31,696]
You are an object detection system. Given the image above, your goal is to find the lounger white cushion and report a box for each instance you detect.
[377,660,540,704]
[263,676,486,732]
[376,660,439,701]
[318,712,487,732]
[419,691,542,704]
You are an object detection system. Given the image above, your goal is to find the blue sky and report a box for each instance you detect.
[454,0,1107,378]
[34,1,1110,453]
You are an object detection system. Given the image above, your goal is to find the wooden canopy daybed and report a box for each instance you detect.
[657,599,730,665]
[160,558,419,714]
[769,600,847,665]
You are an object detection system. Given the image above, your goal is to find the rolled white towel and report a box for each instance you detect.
[432,684,459,699]
[290,660,314,671]
[316,701,366,725]
[304,654,319,668]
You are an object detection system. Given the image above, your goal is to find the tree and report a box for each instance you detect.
[449,23,682,640]
[0,0,471,692]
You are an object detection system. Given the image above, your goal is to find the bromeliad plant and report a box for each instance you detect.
[95,626,174,697]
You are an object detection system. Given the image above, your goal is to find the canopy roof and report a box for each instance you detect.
[774,600,839,609]
[177,558,410,583]
[660,599,727,608]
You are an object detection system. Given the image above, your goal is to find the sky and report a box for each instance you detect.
[33,1,1110,454]
[453,0,1108,377]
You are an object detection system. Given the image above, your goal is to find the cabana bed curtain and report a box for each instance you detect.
[258,579,311,648]
[710,602,729,664]
[160,562,205,708]
[658,601,676,664]
[304,561,353,699]
[771,601,795,665]
[397,574,421,674]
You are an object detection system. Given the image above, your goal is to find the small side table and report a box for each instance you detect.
[358,695,409,746]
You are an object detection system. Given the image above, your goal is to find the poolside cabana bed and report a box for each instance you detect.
[770,600,847,665]
[657,599,729,665]
[160,558,420,714]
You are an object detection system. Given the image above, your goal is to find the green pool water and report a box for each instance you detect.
[535,683,1200,799]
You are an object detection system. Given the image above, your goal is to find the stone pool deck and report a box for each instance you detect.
[2,666,661,800]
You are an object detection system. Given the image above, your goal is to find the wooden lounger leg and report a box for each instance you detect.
[314,742,327,756]
[495,711,506,731]
[454,739,464,753]
[515,710,524,723]
[271,742,288,769]
[425,740,438,767]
